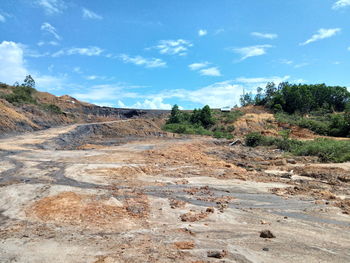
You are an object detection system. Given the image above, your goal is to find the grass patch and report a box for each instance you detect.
[245,132,350,163]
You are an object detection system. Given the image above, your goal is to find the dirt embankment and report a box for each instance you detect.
[233,106,317,139]
[0,85,170,137]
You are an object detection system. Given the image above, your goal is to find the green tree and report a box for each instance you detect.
[167,104,183,124]
[23,75,35,89]
[199,105,215,128]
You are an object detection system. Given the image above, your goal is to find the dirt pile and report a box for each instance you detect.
[233,106,317,139]
[28,191,149,230]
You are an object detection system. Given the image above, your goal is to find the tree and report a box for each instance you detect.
[23,75,35,89]
[167,104,182,124]
[199,105,215,128]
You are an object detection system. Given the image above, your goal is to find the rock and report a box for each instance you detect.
[260,230,276,238]
[287,159,297,164]
[229,139,242,146]
[207,250,227,259]
[262,247,269,251]
[173,241,195,250]
[206,207,215,213]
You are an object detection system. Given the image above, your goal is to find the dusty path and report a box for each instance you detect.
[0,120,349,263]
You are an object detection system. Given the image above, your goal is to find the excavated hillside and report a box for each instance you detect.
[0,84,169,136]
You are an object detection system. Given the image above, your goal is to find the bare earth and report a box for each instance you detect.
[0,120,349,263]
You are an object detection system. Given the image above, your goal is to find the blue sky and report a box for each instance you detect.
[0,0,350,109]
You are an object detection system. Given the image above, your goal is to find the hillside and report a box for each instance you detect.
[0,83,169,136]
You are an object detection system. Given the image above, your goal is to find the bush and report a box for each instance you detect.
[4,85,37,104]
[41,104,63,114]
[245,132,264,147]
[291,138,350,163]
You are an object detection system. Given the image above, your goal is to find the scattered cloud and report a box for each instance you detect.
[300,28,341,45]
[35,0,66,15]
[279,59,293,65]
[37,41,59,46]
[52,46,104,57]
[71,84,139,102]
[294,62,309,68]
[235,76,290,85]
[251,32,278,39]
[332,0,350,9]
[0,41,28,85]
[73,67,82,74]
[0,12,7,22]
[230,45,273,61]
[199,67,221,77]
[198,29,207,36]
[82,8,103,20]
[214,29,225,35]
[41,22,61,40]
[154,39,193,56]
[120,97,172,110]
[0,41,64,90]
[188,62,210,71]
[120,54,166,68]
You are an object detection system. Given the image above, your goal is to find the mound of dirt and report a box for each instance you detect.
[28,191,149,230]
[233,106,317,139]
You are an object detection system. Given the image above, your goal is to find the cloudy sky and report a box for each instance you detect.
[0,0,350,109]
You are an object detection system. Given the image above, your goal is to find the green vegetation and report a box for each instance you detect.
[245,132,350,163]
[241,82,350,137]
[1,75,37,105]
[41,104,63,114]
[0,76,63,115]
[163,104,237,139]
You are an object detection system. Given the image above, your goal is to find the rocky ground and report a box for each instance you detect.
[0,119,349,263]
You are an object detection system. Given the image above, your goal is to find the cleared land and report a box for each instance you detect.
[0,119,349,263]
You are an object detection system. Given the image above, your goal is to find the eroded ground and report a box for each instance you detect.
[0,120,349,263]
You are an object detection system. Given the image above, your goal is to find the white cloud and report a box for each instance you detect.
[198,29,207,36]
[127,97,172,110]
[52,46,104,57]
[0,41,64,90]
[235,76,290,85]
[155,39,193,56]
[332,0,350,9]
[280,59,293,65]
[0,13,6,22]
[72,84,139,101]
[251,32,278,39]
[37,41,59,46]
[120,54,166,68]
[231,45,273,61]
[36,0,66,15]
[41,22,61,40]
[0,41,28,85]
[300,28,341,45]
[294,62,309,68]
[214,29,225,35]
[82,8,103,20]
[188,62,210,71]
[199,67,221,77]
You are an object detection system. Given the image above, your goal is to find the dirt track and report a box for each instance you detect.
[0,120,349,263]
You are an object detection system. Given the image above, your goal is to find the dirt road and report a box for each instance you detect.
[0,120,349,262]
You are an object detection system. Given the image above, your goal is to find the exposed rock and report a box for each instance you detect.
[260,230,276,238]
[207,250,227,259]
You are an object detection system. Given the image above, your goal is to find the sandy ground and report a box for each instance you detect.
[0,120,349,263]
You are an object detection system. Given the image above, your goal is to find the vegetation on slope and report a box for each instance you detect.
[241,82,350,137]
[245,131,350,163]
[163,104,243,139]
[0,75,63,114]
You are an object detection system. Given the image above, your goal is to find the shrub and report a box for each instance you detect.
[245,132,264,147]
[42,104,63,114]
